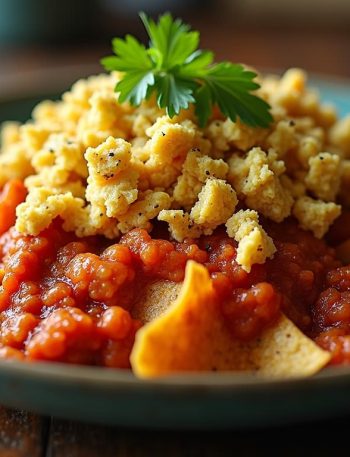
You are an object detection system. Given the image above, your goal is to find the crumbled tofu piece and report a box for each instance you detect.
[62,73,118,123]
[190,178,237,231]
[131,114,153,139]
[117,191,171,233]
[270,68,318,118]
[20,125,55,158]
[32,134,87,178]
[226,209,276,272]
[0,143,34,188]
[270,68,307,111]
[0,122,21,148]
[0,127,87,195]
[228,147,293,222]
[316,104,337,129]
[85,136,131,180]
[85,136,139,218]
[77,91,132,148]
[268,69,336,128]
[206,118,268,152]
[139,117,204,188]
[160,178,237,241]
[31,100,67,133]
[24,134,87,198]
[280,175,306,198]
[293,196,341,238]
[173,150,228,209]
[158,210,202,242]
[145,117,197,157]
[305,152,340,201]
[329,116,350,159]
[63,205,120,239]
[25,172,86,199]
[15,188,85,235]
[295,135,321,169]
[130,103,164,137]
[265,120,297,157]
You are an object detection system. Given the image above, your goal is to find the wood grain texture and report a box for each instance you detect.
[0,407,48,457]
[46,420,245,457]
[0,407,348,456]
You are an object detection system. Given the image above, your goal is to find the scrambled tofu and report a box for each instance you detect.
[0,142,33,188]
[2,68,350,271]
[158,210,202,242]
[159,178,237,241]
[25,134,87,198]
[206,118,267,152]
[329,115,350,158]
[305,153,340,201]
[265,120,297,158]
[16,188,85,235]
[293,196,341,239]
[226,210,276,272]
[77,91,132,148]
[135,117,202,189]
[85,136,139,218]
[117,191,171,233]
[190,178,237,230]
[173,150,228,209]
[228,147,293,222]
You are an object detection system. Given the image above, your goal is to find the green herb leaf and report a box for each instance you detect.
[102,35,153,72]
[202,63,273,128]
[180,50,214,77]
[116,71,155,106]
[193,84,213,128]
[140,12,199,69]
[154,74,196,117]
[101,12,273,128]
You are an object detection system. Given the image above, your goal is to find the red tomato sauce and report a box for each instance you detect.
[0,180,27,236]
[0,188,349,367]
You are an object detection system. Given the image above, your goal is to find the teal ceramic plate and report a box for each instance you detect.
[1,71,350,429]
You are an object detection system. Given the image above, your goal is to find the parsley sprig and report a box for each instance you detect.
[101,13,273,128]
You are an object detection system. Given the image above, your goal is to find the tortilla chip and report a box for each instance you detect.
[132,280,182,323]
[131,261,330,378]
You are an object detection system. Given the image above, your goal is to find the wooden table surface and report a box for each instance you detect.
[1,17,350,457]
[0,405,349,456]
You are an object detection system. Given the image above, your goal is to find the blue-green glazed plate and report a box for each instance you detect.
[0,70,350,429]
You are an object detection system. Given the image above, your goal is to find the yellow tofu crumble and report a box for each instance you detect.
[1,68,350,271]
[226,210,276,272]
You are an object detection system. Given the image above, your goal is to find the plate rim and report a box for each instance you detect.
[1,359,350,391]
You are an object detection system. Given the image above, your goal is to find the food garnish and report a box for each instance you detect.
[101,12,273,128]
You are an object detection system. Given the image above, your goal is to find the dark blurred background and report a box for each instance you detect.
[0,0,350,113]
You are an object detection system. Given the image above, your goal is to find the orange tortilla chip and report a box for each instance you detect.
[131,261,330,378]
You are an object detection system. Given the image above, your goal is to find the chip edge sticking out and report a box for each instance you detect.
[131,261,331,379]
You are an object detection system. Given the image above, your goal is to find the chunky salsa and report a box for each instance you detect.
[0,199,347,368]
